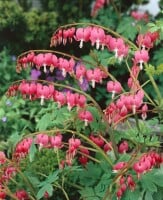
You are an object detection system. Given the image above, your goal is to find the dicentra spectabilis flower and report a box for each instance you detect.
[4,166,17,180]
[131,11,148,22]
[15,190,29,200]
[0,151,6,165]
[43,53,53,72]
[35,133,49,149]
[0,185,6,199]
[19,82,38,100]
[133,161,147,178]
[103,142,112,153]
[104,102,117,124]
[63,28,74,45]
[57,29,63,44]
[91,0,106,17]
[133,49,149,70]
[126,94,143,114]
[69,138,81,152]
[130,65,140,78]
[18,81,29,96]
[78,147,90,165]
[100,34,112,50]
[50,54,58,72]
[74,93,86,108]
[36,83,54,105]
[66,91,76,111]
[32,53,54,72]
[128,77,140,92]
[50,134,63,149]
[119,105,128,118]
[116,188,123,200]
[67,27,76,42]
[33,53,44,70]
[58,57,75,77]
[69,57,75,74]
[86,68,103,88]
[44,191,50,199]
[18,56,28,69]
[66,138,81,165]
[50,29,63,46]
[108,38,126,58]
[75,64,87,84]
[6,84,19,97]
[29,82,38,98]
[113,162,127,173]
[53,91,66,107]
[89,134,104,147]
[26,51,35,64]
[75,27,92,48]
[141,104,148,120]
[58,58,69,77]
[14,138,33,159]
[117,44,129,62]
[137,31,159,50]
[78,110,93,126]
[136,33,153,49]
[118,141,129,153]
[147,31,160,43]
[107,81,122,99]
[132,152,162,178]
[51,27,76,46]
[127,175,136,191]
[116,95,126,110]
[90,27,105,49]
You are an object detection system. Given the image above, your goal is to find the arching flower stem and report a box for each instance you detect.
[53,22,138,50]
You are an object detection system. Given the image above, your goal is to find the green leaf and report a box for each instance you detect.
[79,162,102,186]
[99,161,112,173]
[29,142,37,162]
[153,48,163,66]
[145,64,156,76]
[117,153,131,162]
[0,108,5,117]
[144,191,153,200]
[116,17,138,40]
[36,113,51,131]
[94,181,107,198]
[91,49,112,66]
[152,166,163,187]
[7,132,22,148]
[38,170,59,188]
[124,189,142,200]
[156,64,163,74]
[108,56,117,65]
[88,106,106,132]
[141,173,157,193]
[37,183,53,199]
[79,187,100,200]
[46,170,59,183]
[153,187,163,200]
[147,22,155,28]
[24,173,40,187]
[51,106,72,128]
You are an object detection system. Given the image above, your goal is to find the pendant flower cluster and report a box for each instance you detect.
[50,25,129,62]
[2,19,162,200]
